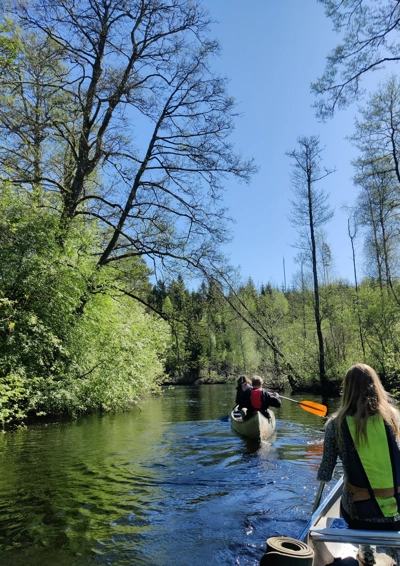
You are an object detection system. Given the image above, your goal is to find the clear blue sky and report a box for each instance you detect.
[201,0,373,289]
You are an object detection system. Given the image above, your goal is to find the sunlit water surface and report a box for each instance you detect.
[0,385,341,565]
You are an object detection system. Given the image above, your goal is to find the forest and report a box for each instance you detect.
[1,0,400,427]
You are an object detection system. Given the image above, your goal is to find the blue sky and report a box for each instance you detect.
[200,0,373,289]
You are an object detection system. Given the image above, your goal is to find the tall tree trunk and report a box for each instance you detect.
[348,217,366,359]
[308,176,326,387]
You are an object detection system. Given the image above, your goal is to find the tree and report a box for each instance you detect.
[356,170,400,289]
[347,214,366,358]
[287,136,335,388]
[0,180,170,425]
[349,77,400,298]
[257,284,289,377]
[1,1,256,291]
[314,0,400,119]
[0,30,73,202]
[206,269,305,389]
[161,276,204,380]
[0,20,19,77]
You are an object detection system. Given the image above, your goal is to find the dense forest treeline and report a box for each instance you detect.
[2,0,400,427]
[148,275,400,397]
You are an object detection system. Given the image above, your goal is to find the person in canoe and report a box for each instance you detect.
[317,363,400,531]
[235,375,251,407]
[240,375,281,420]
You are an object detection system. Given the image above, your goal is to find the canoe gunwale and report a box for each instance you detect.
[299,476,343,542]
[301,475,400,565]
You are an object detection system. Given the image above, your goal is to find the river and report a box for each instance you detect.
[0,384,341,566]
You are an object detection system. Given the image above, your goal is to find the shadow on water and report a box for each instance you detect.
[0,385,341,566]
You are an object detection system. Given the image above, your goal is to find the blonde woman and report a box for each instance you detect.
[317,363,400,530]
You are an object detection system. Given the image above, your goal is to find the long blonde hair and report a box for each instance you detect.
[332,363,400,445]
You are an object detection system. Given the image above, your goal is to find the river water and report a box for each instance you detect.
[0,384,341,566]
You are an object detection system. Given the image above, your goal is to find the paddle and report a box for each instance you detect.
[312,481,325,513]
[219,406,237,422]
[297,481,326,542]
[279,395,328,417]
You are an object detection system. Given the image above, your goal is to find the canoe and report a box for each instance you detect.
[298,476,400,565]
[229,406,276,440]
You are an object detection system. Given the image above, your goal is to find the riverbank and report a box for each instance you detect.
[161,373,345,397]
[161,373,289,390]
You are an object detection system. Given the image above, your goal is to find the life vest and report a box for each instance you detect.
[251,388,263,411]
[343,415,400,519]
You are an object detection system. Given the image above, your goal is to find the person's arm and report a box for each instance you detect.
[235,388,240,406]
[238,388,251,410]
[317,419,339,483]
[264,391,282,408]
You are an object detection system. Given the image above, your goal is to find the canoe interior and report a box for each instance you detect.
[229,407,276,440]
[300,477,400,566]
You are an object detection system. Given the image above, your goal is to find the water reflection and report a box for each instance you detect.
[0,385,340,566]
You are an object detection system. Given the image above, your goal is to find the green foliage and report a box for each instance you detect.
[0,181,169,426]
[0,19,19,76]
[0,295,169,426]
[0,374,46,429]
[0,183,86,379]
[63,295,169,414]
[152,273,400,395]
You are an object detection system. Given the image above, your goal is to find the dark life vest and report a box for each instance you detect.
[250,388,263,410]
[343,415,400,519]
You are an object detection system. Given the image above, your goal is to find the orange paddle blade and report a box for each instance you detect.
[279,395,328,418]
[299,400,327,417]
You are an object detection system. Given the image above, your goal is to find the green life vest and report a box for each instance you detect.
[346,415,398,517]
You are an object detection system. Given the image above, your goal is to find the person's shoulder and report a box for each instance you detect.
[263,389,277,398]
[325,416,337,434]
[389,404,400,424]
